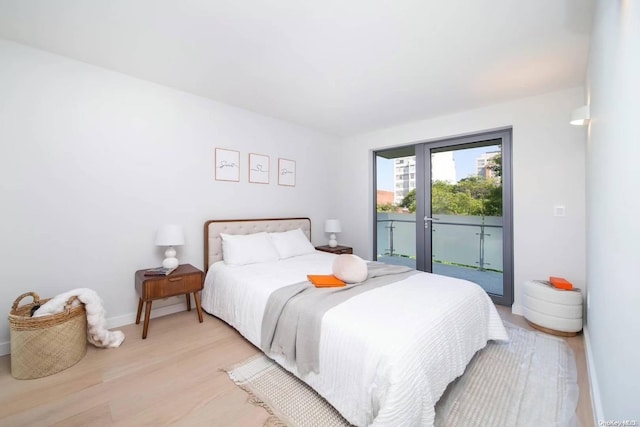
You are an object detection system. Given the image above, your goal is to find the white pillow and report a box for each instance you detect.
[332,254,368,283]
[220,232,279,266]
[269,228,316,259]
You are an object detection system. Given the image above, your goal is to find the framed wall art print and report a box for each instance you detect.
[249,153,270,184]
[215,148,240,182]
[278,158,296,187]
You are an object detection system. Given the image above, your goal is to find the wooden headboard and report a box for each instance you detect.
[203,217,312,272]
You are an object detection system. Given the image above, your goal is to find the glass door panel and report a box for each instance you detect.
[429,144,504,296]
[374,146,417,268]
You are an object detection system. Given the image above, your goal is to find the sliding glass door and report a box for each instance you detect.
[374,129,513,305]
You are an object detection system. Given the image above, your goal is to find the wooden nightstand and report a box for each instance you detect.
[315,245,353,255]
[134,264,204,339]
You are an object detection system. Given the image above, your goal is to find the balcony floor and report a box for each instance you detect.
[378,256,503,296]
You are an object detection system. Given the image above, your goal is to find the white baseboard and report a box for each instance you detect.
[0,303,188,357]
[105,302,187,330]
[511,303,524,316]
[0,341,9,357]
[583,325,603,425]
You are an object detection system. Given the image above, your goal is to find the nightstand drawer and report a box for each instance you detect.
[142,273,202,299]
[315,245,353,255]
[334,247,352,254]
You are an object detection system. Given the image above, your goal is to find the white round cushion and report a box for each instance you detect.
[523,307,583,333]
[523,280,583,305]
[332,254,368,283]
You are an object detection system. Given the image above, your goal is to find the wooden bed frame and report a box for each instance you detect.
[203,217,311,272]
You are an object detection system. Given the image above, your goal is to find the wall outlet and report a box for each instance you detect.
[553,205,566,217]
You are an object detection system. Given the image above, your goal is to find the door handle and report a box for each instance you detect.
[424,217,439,229]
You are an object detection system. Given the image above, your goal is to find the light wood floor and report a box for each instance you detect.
[0,306,594,427]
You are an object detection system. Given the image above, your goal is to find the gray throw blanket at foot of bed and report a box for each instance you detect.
[261,262,418,375]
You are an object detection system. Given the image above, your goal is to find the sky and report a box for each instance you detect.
[376,145,499,191]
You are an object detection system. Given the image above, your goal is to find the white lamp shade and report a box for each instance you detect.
[155,224,185,246]
[570,105,590,126]
[324,219,342,233]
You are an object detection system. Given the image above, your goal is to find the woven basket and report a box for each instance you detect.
[8,292,87,379]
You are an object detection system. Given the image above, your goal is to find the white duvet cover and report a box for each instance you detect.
[201,252,508,427]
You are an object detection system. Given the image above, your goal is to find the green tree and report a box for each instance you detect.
[487,154,502,178]
[399,189,416,213]
[483,186,502,216]
[432,177,502,216]
[376,202,397,212]
[454,176,501,216]
[396,176,502,216]
[432,181,456,214]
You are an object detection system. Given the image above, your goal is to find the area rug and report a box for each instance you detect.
[224,323,580,427]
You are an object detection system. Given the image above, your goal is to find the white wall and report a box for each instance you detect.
[0,39,338,354]
[336,87,587,313]
[585,1,640,421]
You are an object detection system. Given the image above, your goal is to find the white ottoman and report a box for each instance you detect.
[523,280,583,336]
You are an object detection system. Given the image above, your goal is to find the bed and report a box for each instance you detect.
[201,217,508,427]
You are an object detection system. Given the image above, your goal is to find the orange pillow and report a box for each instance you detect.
[307,275,346,288]
[549,276,573,290]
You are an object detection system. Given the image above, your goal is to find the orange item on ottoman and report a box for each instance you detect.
[549,276,573,290]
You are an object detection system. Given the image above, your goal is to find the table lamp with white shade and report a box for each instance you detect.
[155,224,185,269]
[324,219,342,248]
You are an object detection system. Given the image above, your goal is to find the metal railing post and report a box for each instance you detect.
[477,224,485,271]
[386,220,395,256]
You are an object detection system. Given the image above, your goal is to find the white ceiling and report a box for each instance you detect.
[0,0,594,136]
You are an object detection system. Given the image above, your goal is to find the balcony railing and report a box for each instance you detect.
[377,213,503,272]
